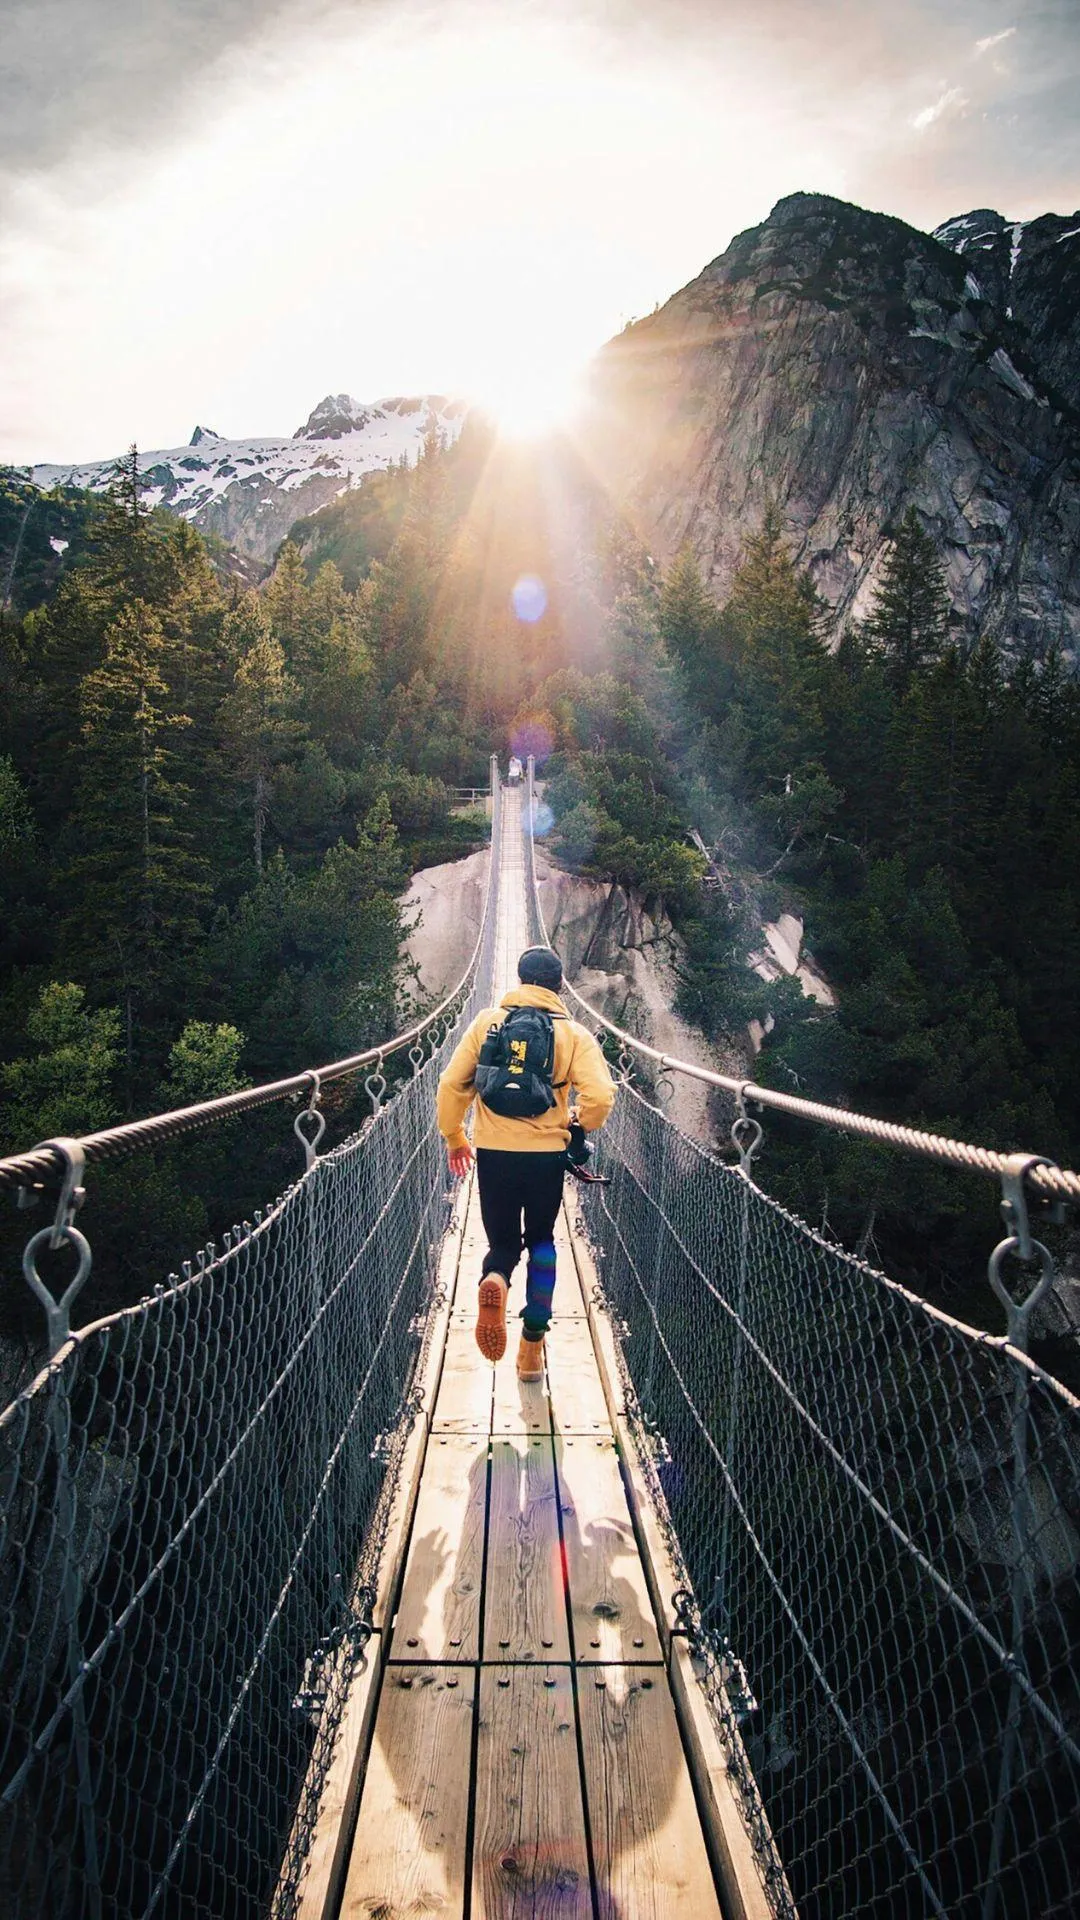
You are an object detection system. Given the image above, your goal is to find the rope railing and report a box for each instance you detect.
[524,757,1080,1920]
[524,756,1080,1211]
[0,765,503,1920]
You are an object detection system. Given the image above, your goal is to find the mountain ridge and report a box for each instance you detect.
[584,189,1080,658]
[27,392,466,563]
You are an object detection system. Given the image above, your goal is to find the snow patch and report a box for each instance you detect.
[989,347,1043,405]
[29,395,468,526]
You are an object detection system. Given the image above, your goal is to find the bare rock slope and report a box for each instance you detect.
[584,192,1080,658]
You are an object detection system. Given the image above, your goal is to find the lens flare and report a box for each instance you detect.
[511,574,547,623]
[511,719,554,763]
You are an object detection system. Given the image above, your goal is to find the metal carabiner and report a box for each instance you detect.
[988,1152,1060,1350]
[294,1072,326,1172]
[731,1085,764,1174]
[20,1138,93,1358]
[364,1055,388,1115]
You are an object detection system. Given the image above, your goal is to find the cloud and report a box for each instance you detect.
[0,0,343,200]
[975,26,1016,55]
[912,85,969,131]
[2,0,1079,462]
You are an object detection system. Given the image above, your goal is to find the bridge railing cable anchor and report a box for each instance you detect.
[364,1054,387,1116]
[293,1072,326,1173]
[731,1084,764,1175]
[987,1152,1059,1352]
[19,1137,93,1358]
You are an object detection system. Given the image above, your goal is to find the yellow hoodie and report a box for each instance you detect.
[437,985,616,1154]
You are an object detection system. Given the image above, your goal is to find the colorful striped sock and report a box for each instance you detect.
[523,1238,556,1334]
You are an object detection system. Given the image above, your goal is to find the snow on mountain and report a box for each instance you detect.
[30,393,467,562]
[933,205,1080,414]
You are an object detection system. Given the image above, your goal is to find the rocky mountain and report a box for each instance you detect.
[583,192,1080,658]
[28,393,466,563]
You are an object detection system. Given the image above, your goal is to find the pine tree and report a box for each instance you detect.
[719,506,829,792]
[726,502,825,664]
[263,541,311,667]
[862,508,951,688]
[657,545,722,680]
[219,606,304,871]
[898,649,985,887]
[62,601,207,1078]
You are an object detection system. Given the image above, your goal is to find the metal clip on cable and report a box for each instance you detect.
[364,1054,388,1115]
[731,1084,764,1175]
[20,1138,93,1358]
[987,1152,1059,1351]
[670,1587,701,1645]
[294,1072,326,1173]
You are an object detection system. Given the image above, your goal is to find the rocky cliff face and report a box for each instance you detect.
[584,193,1080,658]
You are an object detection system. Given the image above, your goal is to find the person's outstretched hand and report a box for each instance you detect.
[447,1143,474,1179]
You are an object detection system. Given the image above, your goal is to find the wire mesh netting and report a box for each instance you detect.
[0,788,501,1920]
[573,1080,1080,1920]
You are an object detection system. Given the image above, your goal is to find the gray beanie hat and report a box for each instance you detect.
[517,946,563,989]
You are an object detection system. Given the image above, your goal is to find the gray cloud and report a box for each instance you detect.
[2,0,1076,229]
[600,0,1080,221]
[0,0,340,186]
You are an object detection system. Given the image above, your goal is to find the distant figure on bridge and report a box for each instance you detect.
[437,945,615,1380]
[507,754,523,785]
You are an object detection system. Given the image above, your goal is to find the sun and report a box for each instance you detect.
[469,359,587,441]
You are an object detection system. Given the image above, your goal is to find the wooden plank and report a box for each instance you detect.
[552,1208,590,1314]
[668,1640,780,1920]
[287,1635,383,1920]
[578,1665,723,1920]
[565,1200,786,1920]
[371,1272,461,1639]
[563,1204,681,1653]
[557,1436,661,1664]
[391,1434,488,1661]
[483,1438,569,1661]
[546,1316,614,1433]
[432,1320,493,1433]
[492,1350,552,1435]
[287,1184,469,1920]
[472,1666,591,1918]
[340,1665,474,1920]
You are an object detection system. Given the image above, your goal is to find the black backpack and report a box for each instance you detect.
[474,1006,565,1119]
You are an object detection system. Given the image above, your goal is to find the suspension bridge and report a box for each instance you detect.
[0,760,1078,1919]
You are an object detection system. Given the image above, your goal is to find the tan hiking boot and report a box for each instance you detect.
[516,1333,545,1382]
[475,1274,509,1362]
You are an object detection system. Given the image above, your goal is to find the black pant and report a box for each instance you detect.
[476,1148,565,1338]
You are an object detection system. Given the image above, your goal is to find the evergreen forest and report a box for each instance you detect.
[1,435,1078,1383]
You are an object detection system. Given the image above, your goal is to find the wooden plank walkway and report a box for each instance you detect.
[337,1177,725,1920]
[319,785,769,1919]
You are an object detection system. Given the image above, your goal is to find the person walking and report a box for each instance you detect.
[437,945,615,1380]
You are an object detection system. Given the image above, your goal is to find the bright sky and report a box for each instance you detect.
[1,0,1077,462]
